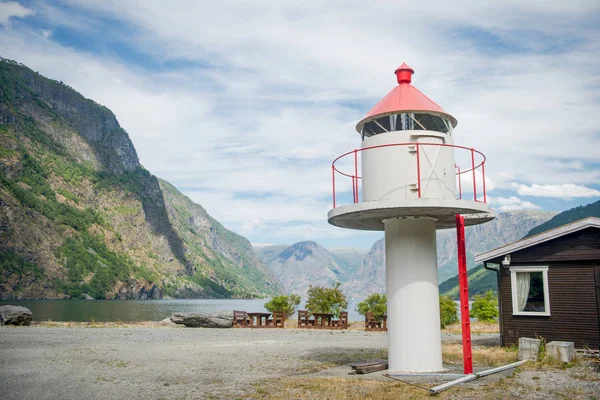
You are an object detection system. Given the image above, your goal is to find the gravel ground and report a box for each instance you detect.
[1,325,597,400]
[0,326,391,399]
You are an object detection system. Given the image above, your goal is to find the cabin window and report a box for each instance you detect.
[510,266,550,316]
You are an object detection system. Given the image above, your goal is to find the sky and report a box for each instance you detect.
[1,0,599,249]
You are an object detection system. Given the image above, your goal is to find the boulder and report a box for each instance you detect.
[170,311,233,328]
[0,305,33,326]
[81,293,95,300]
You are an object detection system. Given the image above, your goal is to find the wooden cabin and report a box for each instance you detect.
[475,217,600,350]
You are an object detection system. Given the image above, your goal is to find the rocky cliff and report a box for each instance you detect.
[0,58,281,299]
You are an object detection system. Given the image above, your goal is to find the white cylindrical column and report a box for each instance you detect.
[384,217,443,372]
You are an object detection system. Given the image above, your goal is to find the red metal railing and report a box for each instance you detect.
[331,142,487,209]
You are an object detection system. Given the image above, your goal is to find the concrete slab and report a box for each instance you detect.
[328,198,493,231]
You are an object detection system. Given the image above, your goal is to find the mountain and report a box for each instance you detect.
[254,244,289,266]
[525,200,600,237]
[262,241,345,296]
[341,210,556,300]
[328,247,369,279]
[340,239,385,299]
[436,210,556,282]
[440,200,600,299]
[439,264,496,299]
[0,58,281,299]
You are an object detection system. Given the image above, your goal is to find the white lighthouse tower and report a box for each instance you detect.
[328,63,493,373]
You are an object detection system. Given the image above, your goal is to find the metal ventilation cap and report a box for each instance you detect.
[395,62,414,84]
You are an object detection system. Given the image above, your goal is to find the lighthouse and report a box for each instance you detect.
[328,64,493,373]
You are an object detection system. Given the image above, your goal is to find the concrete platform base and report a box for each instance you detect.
[328,198,493,230]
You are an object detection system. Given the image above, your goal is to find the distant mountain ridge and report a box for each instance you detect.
[440,200,600,298]
[0,58,281,299]
[525,200,600,237]
[262,241,342,295]
[341,210,556,300]
[254,242,366,296]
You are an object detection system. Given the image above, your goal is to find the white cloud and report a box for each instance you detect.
[40,29,51,39]
[489,196,541,212]
[1,1,599,246]
[512,183,600,200]
[0,1,33,26]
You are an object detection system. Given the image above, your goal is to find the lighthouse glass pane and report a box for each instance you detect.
[413,114,450,133]
[363,117,390,136]
[394,113,413,131]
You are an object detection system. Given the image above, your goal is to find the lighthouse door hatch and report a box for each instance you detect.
[418,142,456,199]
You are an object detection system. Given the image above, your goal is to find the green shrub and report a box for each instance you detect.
[0,250,45,285]
[440,295,459,328]
[470,290,499,322]
[305,283,348,318]
[264,294,301,319]
[356,293,387,318]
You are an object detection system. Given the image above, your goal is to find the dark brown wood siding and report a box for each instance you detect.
[500,263,600,349]
[508,228,600,264]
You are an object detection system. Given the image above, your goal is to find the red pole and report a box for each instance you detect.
[352,175,356,203]
[332,165,336,208]
[471,148,476,201]
[456,214,473,374]
[416,143,421,198]
[354,149,359,203]
[482,161,487,203]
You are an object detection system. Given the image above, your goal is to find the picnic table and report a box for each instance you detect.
[365,312,387,331]
[311,313,334,328]
[247,312,271,327]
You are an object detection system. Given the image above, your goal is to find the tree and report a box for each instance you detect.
[305,283,348,318]
[264,294,301,319]
[356,293,387,318]
[439,295,458,328]
[470,290,499,322]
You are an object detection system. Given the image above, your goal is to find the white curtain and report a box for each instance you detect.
[516,272,531,312]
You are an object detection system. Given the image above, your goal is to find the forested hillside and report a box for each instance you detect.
[0,58,281,299]
[525,200,600,237]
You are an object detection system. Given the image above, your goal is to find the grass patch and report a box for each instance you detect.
[249,377,431,400]
[442,343,518,367]
[443,321,500,335]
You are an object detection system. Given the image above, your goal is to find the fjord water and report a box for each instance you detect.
[0,299,364,322]
[0,299,269,322]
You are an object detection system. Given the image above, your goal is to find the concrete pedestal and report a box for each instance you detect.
[384,217,443,372]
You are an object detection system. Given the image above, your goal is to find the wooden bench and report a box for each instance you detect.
[265,310,285,328]
[297,310,315,328]
[365,312,387,331]
[331,311,348,329]
[233,310,250,328]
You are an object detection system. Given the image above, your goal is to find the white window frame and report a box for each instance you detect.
[510,266,550,316]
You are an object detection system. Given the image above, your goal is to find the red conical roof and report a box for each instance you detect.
[356,64,457,132]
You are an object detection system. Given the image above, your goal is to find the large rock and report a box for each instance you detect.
[170,311,233,328]
[0,305,33,326]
